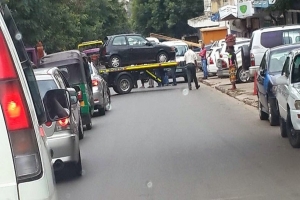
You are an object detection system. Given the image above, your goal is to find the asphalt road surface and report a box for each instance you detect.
[56,82,300,200]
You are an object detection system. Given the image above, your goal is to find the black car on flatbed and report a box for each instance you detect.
[99,34,176,68]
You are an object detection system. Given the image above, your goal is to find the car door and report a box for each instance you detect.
[127,35,153,63]
[277,55,291,119]
[111,36,130,65]
[257,52,268,109]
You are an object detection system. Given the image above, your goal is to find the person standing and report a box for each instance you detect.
[199,43,208,79]
[184,45,200,90]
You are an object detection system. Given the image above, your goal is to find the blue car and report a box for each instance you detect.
[257,43,300,126]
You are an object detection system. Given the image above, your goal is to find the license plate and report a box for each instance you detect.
[176,69,182,72]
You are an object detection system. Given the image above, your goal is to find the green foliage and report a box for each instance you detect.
[268,0,300,12]
[6,0,131,53]
[131,0,204,38]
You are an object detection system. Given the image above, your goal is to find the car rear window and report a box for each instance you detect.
[37,79,58,98]
[261,31,283,48]
[56,63,83,85]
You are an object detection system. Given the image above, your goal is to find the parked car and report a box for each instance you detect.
[161,40,189,81]
[276,48,300,148]
[245,25,300,77]
[146,37,160,45]
[207,46,222,76]
[0,4,69,199]
[216,40,250,82]
[34,67,83,176]
[99,34,176,68]
[89,62,111,115]
[257,43,300,127]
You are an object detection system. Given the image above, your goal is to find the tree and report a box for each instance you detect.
[267,0,300,25]
[131,0,204,38]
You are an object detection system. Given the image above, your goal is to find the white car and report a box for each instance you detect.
[207,46,222,75]
[0,4,69,200]
[276,48,300,148]
[249,25,300,77]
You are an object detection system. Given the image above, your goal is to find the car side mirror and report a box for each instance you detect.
[275,75,288,85]
[43,89,71,122]
[146,42,152,46]
[67,88,78,104]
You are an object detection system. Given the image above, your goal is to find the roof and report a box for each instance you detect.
[33,67,57,75]
[200,26,228,32]
[105,33,142,39]
[161,41,188,46]
[270,43,300,52]
[40,50,82,64]
[254,24,300,33]
[82,48,100,54]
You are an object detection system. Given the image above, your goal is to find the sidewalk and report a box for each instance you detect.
[196,72,258,108]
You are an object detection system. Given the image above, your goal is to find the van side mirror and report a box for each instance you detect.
[67,88,78,104]
[43,89,71,121]
[275,75,288,85]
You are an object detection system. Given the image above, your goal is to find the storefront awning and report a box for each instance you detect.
[219,5,237,21]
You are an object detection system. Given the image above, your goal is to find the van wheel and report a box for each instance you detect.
[75,152,82,177]
[86,114,92,130]
[287,110,300,148]
[116,75,133,94]
[280,117,287,138]
[79,117,84,140]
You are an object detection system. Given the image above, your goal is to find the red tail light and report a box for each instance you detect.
[0,29,41,182]
[209,57,214,64]
[55,118,70,131]
[219,54,223,58]
[221,60,227,69]
[45,121,52,127]
[250,53,255,66]
[77,90,82,100]
[92,79,98,86]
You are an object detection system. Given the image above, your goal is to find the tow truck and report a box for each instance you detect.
[99,61,178,94]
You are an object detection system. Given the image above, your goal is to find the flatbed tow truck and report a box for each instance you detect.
[99,61,178,94]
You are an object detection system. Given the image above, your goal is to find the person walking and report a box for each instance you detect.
[199,43,208,79]
[184,45,200,90]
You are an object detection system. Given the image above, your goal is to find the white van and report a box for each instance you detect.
[161,40,189,81]
[0,4,69,200]
[249,25,300,76]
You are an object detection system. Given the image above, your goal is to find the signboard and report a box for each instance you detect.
[253,0,269,8]
[219,5,237,20]
[269,0,276,4]
[237,1,254,18]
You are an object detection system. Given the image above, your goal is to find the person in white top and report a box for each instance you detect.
[184,45,200,90]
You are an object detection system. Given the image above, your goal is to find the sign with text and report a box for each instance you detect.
[219,5,237,20]
[253,0,269,8]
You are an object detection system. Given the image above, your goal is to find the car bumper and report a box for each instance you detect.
[249,66,260,78]
[208,64,218,73]
[48,132,79,164]
[290,109,300,130]
[166,66,187,78]
[92,86,103,107]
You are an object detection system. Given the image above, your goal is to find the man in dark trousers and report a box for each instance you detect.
[184,45,200,90]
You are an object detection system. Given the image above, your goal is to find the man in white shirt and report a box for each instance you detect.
[184,45,200,90]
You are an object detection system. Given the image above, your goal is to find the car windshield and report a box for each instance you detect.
[57,63,83,85]
[269,48,295,73]
[175,45,188,56]
[37,79,58,98]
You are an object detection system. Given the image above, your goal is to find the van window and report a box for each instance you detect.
[174,45,188,56]
[261,31,283,48]
[291,55,300,83]
[283,29,300,44]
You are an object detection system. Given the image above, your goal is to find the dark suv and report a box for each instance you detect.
[99,34,176,68]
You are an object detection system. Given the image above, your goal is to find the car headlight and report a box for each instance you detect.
[295,100,300,110]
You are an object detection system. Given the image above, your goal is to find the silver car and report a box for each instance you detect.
[34,67,83,176]
[89,62,111,116]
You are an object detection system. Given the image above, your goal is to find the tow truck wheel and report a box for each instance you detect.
[109,55,121,68]
[116,75,133,94]
[157,52,168,63]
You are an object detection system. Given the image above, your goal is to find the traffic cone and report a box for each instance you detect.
[253,71,258,95]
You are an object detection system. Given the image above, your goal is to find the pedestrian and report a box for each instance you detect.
[148,78,154,88]
[199,43,208,79]
[184,45,200,90]
[170,67,177,86]
[227,46,237,90]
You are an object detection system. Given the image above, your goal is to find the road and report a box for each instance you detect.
[56,82,300,200]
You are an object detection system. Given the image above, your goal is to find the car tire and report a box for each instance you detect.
[241,45,250,71]
[157,51,169,63]
[286,110,300,148]
[280,117,287,138]
[258,97,268,120]
[109,55,121,68]
[268,100,279,126]
[105,89,111,111]
[86,114,92,130]
[75,152,82,177]
[116,75,133,94]
[113,85,119,94]
[236,67,250,83]
[78,117,84,140]
[99,106,106,116]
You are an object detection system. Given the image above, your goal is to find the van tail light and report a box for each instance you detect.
[45,121,52,127]
[92,79,99,86]
[55,118,70,131]
[77,91,83,100]
[250,53,255,66]
[0,29,42,182]
[221,60,228,69]
[209,57,214,64]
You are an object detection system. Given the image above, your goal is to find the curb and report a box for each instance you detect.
[199,78,258,108]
